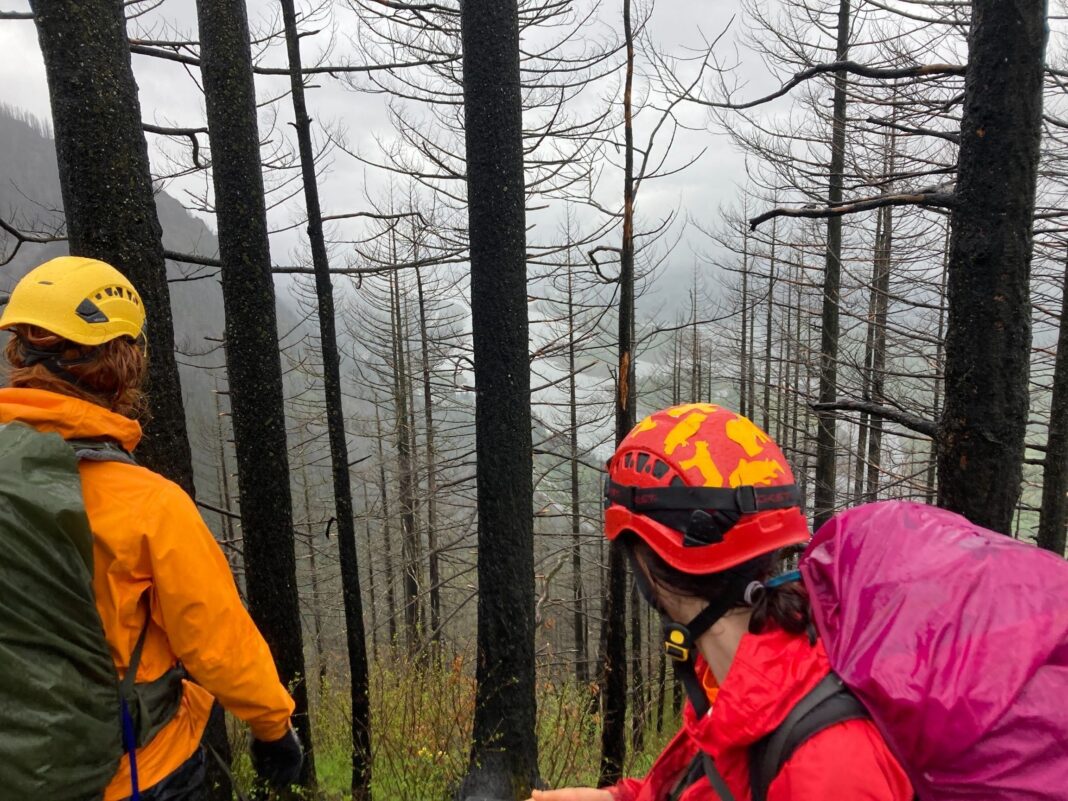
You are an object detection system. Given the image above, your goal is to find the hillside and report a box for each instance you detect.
[0,104,297,511]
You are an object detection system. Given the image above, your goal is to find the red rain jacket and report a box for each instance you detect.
[611,628,912,801]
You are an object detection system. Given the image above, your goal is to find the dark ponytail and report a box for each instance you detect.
[746,578,811,636]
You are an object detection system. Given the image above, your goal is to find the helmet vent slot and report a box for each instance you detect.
[75,299,109,324]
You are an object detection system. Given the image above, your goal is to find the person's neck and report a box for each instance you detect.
[695,608,753,685]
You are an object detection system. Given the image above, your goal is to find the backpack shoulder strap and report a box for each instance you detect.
[749,672,869,801]
[701,753,736,801]
[668,752,706,801]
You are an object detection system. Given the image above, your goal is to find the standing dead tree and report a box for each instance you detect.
[277,0,373,793]
[458,0,539,796]
[734,1,1047,536]
[195,0,317,789]
[29,0,196,492]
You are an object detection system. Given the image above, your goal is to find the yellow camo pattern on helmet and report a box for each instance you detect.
[0,256,145,346]
[606,403,808,575]
[615,404,794,491]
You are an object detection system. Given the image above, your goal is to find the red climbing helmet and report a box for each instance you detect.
[604,403,809,574]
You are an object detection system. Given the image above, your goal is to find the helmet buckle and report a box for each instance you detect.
[735,485,758,514]
[663,622,693,662]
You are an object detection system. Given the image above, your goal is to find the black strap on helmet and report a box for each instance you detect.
[16,339,95,386]
[659,567,755,720]
[605,478,800,516]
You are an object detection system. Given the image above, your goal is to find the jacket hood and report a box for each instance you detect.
[0,387,142,452]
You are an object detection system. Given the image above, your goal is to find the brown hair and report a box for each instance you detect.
[4,324,148,419]
[623,533,812,636]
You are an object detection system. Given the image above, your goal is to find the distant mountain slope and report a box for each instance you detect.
[0,104,252,507]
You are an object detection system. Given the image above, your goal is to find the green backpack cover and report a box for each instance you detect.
[0,422,182,801]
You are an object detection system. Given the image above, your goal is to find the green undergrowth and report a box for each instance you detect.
[228,655,678,800]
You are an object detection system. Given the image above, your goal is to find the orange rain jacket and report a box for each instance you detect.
[0,388,295,800]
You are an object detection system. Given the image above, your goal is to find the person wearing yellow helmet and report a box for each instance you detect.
[0,257,302,800]
[0,255,150,414]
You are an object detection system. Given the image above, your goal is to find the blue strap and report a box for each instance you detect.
[765,569,802,589]
[121,697,140,801]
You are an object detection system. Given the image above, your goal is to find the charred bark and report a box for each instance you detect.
[1038,250,1068,556]
[374,405,399,645]
[415,268,442,653]
[600,0,636,786]
[30,0,195,492]
[458,0,539,794]
[865,204,892,502]
[196,0,314,785]
[566,261,589,686]
[813,0,851,529]
[278,0,372,790]
[389,271,421,655]
[937,0,1047,533]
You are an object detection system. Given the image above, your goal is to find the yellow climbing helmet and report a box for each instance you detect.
[0,256,146,346]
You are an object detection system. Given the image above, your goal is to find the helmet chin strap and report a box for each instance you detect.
[627,549,751,717]
[662,594,739,718]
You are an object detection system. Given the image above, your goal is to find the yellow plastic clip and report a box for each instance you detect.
[663,624,691,663]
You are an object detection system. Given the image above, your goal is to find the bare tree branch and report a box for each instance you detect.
[365,0,457,13]
[749,190,956,230]
[0,217,66,265]
[129,43,201,65]
[196,498,242,520]
[129,42,457,75]
[693,61,966,111]
[587,245,621,282]
[812,400,936,438]
[164,249,221,267]
[143,123,208,168]
[865,115,960,144]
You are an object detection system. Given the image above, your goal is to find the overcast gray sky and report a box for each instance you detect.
[0,0,780,291]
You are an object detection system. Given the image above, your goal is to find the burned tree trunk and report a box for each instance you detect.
[813,0,851,529]
[300,466,327,690]
[567,261,588,686]
[415,268,442,652]
[459,0,538,794]
[389,271,421,655]
[739,227,750,416]
[628,580,644,753]
[927,236,950,504]
[278,0,372,791]
[30,0,195,492]
[600,0,637,787]
[937,0,1047,534]
[865,204,892,502]
[763,223,777,432]
[854,212,880,506]
[1038,250,1068,556]
[195,0,315,785]
[360,485,380,662]
[374,404,399,646]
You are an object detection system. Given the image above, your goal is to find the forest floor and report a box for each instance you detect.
[227,655,677,799]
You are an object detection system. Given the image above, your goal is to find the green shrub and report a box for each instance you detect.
[226,652,679,800]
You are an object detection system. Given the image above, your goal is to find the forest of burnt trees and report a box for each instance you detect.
[0,0,1064,798]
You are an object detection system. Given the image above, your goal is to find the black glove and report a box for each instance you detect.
[250,728,304,788]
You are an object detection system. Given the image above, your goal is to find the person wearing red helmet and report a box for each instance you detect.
[531,404,911,801]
